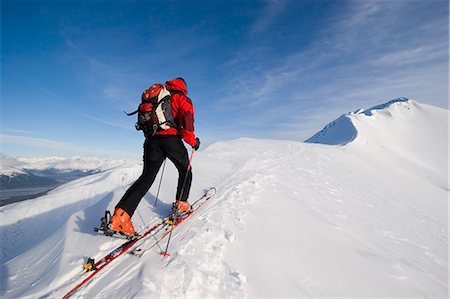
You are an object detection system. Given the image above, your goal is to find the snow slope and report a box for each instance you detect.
[306,98,448,189]
[0,99,448,298]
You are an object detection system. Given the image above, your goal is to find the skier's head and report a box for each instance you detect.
[166,77,187,95]
[176,77,186,86]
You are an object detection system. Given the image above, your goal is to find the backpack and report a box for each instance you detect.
[126,84,178,136]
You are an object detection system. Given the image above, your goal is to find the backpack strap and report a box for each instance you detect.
[124,109,139,116]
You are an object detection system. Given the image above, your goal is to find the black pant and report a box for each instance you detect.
[115,136,192,217]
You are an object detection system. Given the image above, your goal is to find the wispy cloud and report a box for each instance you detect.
[1,128,34,135]
[1,134,79,150]
[0,134,134,158]
[77,113,134,131]
[374,45,447,67]
[250,0,287,35]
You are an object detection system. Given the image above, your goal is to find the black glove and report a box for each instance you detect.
[193,137,200,151]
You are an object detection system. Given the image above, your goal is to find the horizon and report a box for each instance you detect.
[1,0,448,160]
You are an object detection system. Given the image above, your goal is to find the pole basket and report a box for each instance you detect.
[160,251,171,257]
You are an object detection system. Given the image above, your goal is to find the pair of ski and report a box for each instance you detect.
[61,187,216,299]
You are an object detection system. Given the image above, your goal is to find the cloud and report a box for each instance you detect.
[374,45,448,67]
[0,154,23,168]
[250,0,287,35]
[0,134,134,158]
[1,134,83,151]
[77,113,134,131]
[1,128,34,135]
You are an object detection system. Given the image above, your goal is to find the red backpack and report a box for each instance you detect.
[126,84,178,136]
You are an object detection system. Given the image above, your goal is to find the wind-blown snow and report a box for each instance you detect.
[0,99,448,298]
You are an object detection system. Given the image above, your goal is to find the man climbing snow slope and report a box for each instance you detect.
[110,77,200,236]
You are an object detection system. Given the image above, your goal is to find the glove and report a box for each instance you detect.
[193,137,200,151]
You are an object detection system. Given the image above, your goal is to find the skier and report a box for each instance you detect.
[110,77,200,236]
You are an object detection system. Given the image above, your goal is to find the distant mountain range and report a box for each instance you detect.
[0,168,100,190]
[0,156,136,205]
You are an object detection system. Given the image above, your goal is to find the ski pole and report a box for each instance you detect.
[161,150,195,257]
[178,150,195,202]
[154,159,167,207]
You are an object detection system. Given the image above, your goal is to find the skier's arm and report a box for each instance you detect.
[179,96,197,147]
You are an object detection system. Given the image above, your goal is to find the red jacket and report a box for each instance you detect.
[154,78,196,147]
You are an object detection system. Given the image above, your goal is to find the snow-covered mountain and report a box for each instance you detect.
[306,97,444,148]
[0,155,134,177]
[1,155,136,201]
[306,98,448,189]
[0,98,448,298]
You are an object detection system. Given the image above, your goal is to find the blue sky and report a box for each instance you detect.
[1,0,448,159]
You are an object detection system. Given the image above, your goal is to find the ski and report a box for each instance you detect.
[61,218,168,299]
[60,187,216,299]
[130,187,217,257]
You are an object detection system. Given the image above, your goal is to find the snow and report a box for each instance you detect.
[0,98,448,298]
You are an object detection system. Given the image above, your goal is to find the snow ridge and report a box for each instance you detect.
[304,114,357,145]
[305,98,446,148]
[359,97,410,116]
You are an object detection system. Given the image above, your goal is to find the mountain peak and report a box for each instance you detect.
[305,98,447,185]
[305,97,424,145]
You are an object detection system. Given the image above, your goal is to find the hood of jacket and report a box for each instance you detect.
[165,78,187,95]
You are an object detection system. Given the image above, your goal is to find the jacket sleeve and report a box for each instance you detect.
[177,95,197,147]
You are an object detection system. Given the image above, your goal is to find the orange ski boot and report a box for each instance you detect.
[167,201,191,225]
[110,208,136,236]
[176,200,191,214]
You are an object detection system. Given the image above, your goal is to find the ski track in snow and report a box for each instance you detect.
[0,99,448,298]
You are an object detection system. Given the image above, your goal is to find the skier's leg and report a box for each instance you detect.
[115,138,165,216]
[162,136,192,202]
